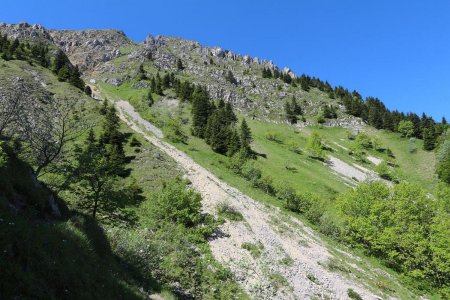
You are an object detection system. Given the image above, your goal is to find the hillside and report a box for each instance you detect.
[0,22,449,300]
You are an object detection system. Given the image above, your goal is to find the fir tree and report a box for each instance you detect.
[147,90,154,107]
[177,58,184,70]
[162,73,171,89]
[285,101,297,124]
[423,127,436,151]
[150,77,157,94]
[291,96,302,115]
[225,70,238,85]
[191,87,211,138]
[227,129,241,157]
[100,105,126,164]
[240,119,252,152]
[137,64,147,80]
[224,102,237,125]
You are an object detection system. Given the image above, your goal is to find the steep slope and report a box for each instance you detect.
[1,23,446,299]
[115,99,417,299]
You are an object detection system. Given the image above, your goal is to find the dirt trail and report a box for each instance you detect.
[115,100,389,299]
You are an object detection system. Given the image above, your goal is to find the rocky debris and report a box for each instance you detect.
[48,29,133,72]
[104,77,123,87]
[323,117,366,131]
[116,100,390,300]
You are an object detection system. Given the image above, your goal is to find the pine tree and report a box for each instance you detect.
[225,70,238,85]
[53,50,67,73]
[291,96,302,115]
[100,105,125,163]
[155,73,163,95]
[240,119,252,152]
[227,129,241,157]
[205,110,230,154]
[137,64,147,80]
[423,127,436,151]
[300,78,310,91]
[442,116,447,125]
[150,77,156,94]
[69,65,85,89]
[147,90,154,107]
[162,73,171,89]
[177,58,184,70]
[224,102,237,125]
[191,87,211,138]
[285,101,296,124]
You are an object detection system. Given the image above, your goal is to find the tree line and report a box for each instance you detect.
[262,64,447,150]
[0,34,87,93]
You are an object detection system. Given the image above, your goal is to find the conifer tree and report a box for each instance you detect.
[284,101,296,124]
[150,77,156,94]
[162,73,171,89]
[100,105,125,164]
[291,96,302,115]
[137,64,147,80]
[191,87,211,138]
[227,129,241,157]
[147,89,154,107]
[423,127,436,151]
[177,58,184,70]
[224,102,237,125]
[240,119,252,152]
[225,70,238,85]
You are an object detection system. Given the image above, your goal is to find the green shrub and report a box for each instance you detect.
[265,131,283,143]
[241,241,264,258]
[217,201,244,221]
[241,163,262,187]
[347,288,363,300]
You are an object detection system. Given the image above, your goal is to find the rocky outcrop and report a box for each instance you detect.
[48,29,133,72]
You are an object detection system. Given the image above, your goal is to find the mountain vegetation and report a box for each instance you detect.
[0,22,448,299]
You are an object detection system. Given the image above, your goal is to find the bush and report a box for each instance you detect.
[145,180,202,228]
[408,137,417,153]
[376,162,394,181]
[318,213,342,239]
[217,201,244,221]
[129,137,142,147]
[241,163,262,187]
[304,195,326,225]
[347,288,363,300]
[256,175,276,195]
[287,139,302,154]
[265,131,282,143]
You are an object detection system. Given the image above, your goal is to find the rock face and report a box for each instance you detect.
[0,22,363,126]
[48,29,133,72]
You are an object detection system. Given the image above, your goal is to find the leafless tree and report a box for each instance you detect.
[0,79,29,137]
[21,96,88,177]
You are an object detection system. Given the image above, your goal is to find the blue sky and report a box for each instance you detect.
[1,0,449,120]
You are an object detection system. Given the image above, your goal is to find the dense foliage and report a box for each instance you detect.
[337,182,450,296]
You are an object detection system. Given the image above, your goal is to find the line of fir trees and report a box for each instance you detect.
[262,67,293,84]
[186,85,253,157]
[0,33,86,92]
[262,64,447,150]
[284,96,302,124]
[0,34,86,91]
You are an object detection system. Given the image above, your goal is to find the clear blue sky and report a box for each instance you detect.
[2,0,449,120]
